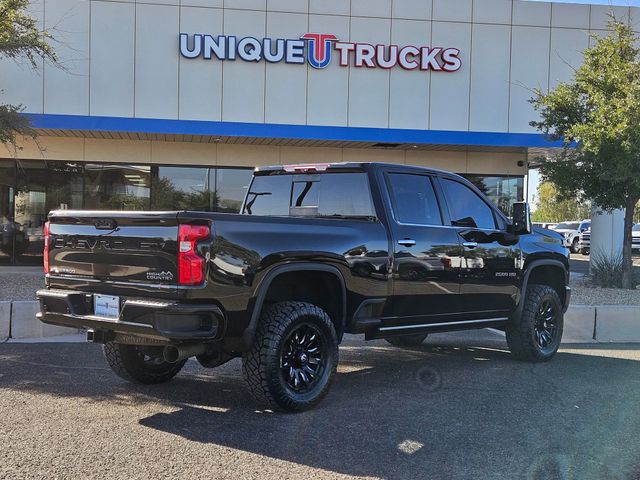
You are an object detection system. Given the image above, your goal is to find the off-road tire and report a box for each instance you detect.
[242,301,338,412]
[506,284,564,362]
[385,333,429,347]
[103,342,187,384]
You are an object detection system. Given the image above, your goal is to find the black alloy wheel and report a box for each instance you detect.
[534,300,559,353]
[280,323,326,393]
[505,284,564,362]
[242,301,338,412]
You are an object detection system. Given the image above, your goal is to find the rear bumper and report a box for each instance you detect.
[36,289,224,342]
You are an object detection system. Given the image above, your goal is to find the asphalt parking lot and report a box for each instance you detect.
[1,331,639,480]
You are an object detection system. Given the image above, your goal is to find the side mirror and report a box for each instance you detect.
[511,202,531,235]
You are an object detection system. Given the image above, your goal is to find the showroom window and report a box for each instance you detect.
[214,168,253,213]
[152,166,212,211]
[0,160,16,265]
[149,166,252,212]
[14,160,84,265]
[84,164,151,211]
[0,158,522,265]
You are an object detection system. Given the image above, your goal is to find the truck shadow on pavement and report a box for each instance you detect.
[1,332,640,479]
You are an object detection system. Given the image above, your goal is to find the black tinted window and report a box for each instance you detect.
[441,178,496,229]
[318,173,374,216]
[243,175,291,216]
[243,172,375,217]
[292,180,319,208]
[387,173,442,225]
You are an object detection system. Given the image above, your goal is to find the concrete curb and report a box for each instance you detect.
[0,302,10,341]
[0,300,81,340]
[0,300,638,343]
[563,306,597,343]
[594,306,640,343]
[562,304,640,344]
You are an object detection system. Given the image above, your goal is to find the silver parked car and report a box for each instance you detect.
[554,220,590,253]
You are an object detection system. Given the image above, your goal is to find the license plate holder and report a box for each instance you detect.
[94,294,120,319]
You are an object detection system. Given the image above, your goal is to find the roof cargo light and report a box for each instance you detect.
[282,163,331,173]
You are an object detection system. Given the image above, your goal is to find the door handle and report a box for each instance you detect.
[397,239,416,247]
[462,241,478,249]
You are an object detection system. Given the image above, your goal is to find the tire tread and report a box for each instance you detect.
[506,284,563,362]
[242,301,338,412]
[103,342,186,384]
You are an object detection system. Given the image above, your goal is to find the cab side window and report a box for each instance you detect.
[387,173,442,226]
[441,178,496,230]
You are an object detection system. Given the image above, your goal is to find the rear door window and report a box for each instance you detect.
[243,172,375,218]
[387,173,442,226]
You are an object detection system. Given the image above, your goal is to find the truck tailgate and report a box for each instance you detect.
[46,211,183,296]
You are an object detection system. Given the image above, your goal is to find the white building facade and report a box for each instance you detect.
[0,0,635,264]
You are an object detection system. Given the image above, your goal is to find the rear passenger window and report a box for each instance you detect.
[387,173,442,226]
[243,172,375,218]
[243,175,291,216]
[441,178,496,229]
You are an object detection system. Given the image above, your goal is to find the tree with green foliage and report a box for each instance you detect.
[531,182,591,223]
[0,0,56,149]
[531,19,640,289]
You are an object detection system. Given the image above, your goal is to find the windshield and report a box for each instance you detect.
[634,224,640,232]
[555,222,580,230]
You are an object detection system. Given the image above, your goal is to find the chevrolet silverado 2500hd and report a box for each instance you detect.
[37,163,570,411]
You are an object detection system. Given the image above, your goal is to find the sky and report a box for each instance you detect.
[527,169,541,210]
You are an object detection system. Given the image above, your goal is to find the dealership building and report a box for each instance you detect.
[0,0,636,265]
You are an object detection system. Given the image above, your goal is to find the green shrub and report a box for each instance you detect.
[589,252,637,288]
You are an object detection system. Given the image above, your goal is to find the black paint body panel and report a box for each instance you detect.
[40,163,570,349]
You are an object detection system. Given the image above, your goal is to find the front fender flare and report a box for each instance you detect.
[513,259,569,321]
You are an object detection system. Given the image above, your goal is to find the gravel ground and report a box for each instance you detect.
[1,331,639,480]
[570,276,640,306]
[0,268,43,301]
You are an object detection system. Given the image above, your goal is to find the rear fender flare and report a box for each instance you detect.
[241,263,348,348]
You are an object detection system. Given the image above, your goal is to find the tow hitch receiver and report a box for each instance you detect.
[87,329,114,344]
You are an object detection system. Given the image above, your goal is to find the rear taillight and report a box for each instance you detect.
[43,221,50,274]
[178,224,209,285]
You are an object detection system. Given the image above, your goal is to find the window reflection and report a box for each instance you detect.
[0,158,523,265]
[462,175,524,216]
[84,164,151,210]
[14,160,83,265]
[0,160,15,264]
[214,168,252,213]
[152,166,212,211]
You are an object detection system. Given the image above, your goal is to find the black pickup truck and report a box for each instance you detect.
[37,162,570,411]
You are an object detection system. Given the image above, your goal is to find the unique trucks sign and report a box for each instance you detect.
[179,33,461,72]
